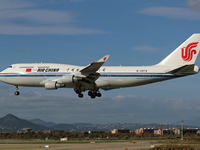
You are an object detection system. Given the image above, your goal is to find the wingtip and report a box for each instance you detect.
[103,55,110,62]
[97,55,110,62]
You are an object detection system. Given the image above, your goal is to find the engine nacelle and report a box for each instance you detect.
[61,75,81,83]
[45,81,64,90]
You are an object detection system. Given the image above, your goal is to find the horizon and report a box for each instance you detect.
[1,113,199,128]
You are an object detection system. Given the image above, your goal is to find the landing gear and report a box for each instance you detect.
[75,89,84,98]
[88,91,95,98]
[14,91,20,95]
[96,92,102,97]
[78,93,84,98]
[74,87,102,99]
[91,93,96,99]
[14,86,20,96]
[88,91,92,96]
[88,91,102,99]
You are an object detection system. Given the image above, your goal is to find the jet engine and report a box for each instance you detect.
[45,81,64,90]
[61,75,82,83]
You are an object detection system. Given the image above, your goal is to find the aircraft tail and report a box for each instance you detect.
[157,34,200,67]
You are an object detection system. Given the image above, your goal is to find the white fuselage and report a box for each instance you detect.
[0,63,183,90]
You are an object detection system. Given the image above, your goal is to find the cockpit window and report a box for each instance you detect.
[8,66,12,68]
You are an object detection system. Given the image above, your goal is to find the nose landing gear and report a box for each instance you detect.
[14,86,20,96]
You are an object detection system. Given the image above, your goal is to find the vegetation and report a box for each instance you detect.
[1,130,200,141]
[0,131,136,140]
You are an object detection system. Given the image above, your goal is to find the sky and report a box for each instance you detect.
[1,0,200,125]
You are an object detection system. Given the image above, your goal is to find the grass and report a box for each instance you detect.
[0,139,130,144]
[2,139,200,150]
[151,144,195,150]
[150,139,200,150]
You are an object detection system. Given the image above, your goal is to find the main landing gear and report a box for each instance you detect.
[75,90,84,98]
[75,89,102,99]
[88,91,102,99]
[14,86,20,96]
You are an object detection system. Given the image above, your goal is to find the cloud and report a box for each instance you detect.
[0,0,35,10]
[0,0,106,35]
[1,91,200,124]
[16,49,26,53]
[188,0,200,12]
[0,9,76,25]
[140,6,200,20]
[0,25,105,35]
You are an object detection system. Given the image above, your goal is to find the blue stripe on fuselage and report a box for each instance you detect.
[0,72,179,78]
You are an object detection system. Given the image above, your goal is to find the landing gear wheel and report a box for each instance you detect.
[78,93,84,98]
[14,91,20,96]
[88,91,92,96]
[96,93,102,97]
[91,93,96,99]
[14,86,20,96]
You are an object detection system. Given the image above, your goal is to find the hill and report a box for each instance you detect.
[51,123,77,132]
[0,114,50,132]
[29,119,56,127]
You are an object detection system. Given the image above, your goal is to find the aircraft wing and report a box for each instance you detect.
[59,55,110,85]
[80,55,109,75]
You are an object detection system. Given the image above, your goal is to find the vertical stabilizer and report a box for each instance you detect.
[157,34,200,66]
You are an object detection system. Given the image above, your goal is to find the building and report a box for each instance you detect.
[135,128,143,135]
[111,129,130,134]
[136,127,200,136]
[196,129,200,134]
[88,131,105,134]
[60,137,68,141]
[135,128,156,135]
[173,128,199,135]
[163,128,174,135]
[173,128,180,135]
[23,128,32,133]
[154,129,162,135]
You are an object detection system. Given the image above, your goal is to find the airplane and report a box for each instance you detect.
[0,33,200,99]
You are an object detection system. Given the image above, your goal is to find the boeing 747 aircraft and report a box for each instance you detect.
[0,34,200,98]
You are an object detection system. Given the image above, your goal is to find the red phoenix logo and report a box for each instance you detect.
[181,42,199,62]
[26,68,32,72]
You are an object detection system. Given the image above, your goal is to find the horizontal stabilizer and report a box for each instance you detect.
[167,64,197,74]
